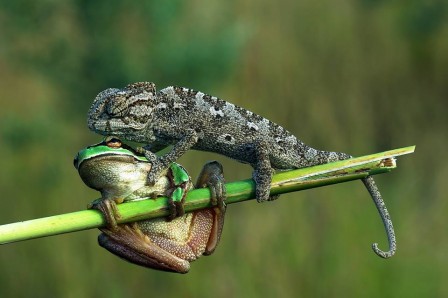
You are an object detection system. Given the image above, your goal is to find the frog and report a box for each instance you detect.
[74,137,226,273]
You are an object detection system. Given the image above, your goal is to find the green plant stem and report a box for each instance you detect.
[0,146,415,245]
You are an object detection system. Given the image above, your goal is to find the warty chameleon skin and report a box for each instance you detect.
[87,82,396,258]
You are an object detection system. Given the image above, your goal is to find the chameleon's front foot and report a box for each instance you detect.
[140,128,200,187]
[88,198,123,229]
[135,146,165,186]
[146,163,166,186]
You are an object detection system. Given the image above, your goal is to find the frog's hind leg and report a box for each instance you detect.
[99,223,191,273]
[195,161,226,211]
[194,161,226,254]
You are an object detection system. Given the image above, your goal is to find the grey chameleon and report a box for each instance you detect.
[87,82,396,258]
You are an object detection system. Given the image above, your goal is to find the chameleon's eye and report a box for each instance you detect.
[105,137,122,148]
[106,97,129,117]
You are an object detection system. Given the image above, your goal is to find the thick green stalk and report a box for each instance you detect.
[0,146,415,244]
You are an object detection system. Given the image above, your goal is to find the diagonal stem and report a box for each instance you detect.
[0,146,415,245]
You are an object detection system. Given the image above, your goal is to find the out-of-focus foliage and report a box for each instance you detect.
[0,0,446,297]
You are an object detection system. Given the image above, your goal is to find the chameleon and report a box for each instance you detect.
[74,137,226,273]
[87,82,396,258]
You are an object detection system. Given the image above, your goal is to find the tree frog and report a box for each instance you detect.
[74,137,226,273]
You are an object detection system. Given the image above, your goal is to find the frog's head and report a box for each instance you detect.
[74,137,152,199]
[87,82,157,142]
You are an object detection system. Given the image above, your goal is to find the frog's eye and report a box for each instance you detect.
[105,137,122,148]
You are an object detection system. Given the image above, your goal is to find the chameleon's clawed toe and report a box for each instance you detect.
[254,184,271,203]
[146,171,159,186]
[267,194,280,201]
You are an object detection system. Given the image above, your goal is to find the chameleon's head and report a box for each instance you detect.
[87,82,157,141]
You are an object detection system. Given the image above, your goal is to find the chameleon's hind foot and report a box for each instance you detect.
[252,166,276,202]
[267,194,280,201]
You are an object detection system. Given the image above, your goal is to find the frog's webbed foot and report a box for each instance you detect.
[196,161,227,212]
[165,167,189,221]
[88,198,123,229]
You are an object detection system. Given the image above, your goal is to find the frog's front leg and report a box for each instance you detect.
[88,197,124,228]
[164,163,191,221]
[141,128,199,186]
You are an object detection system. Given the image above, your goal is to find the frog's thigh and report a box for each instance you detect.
[98,225,190,273]
[149,210,216,259]
[204,207,225,255]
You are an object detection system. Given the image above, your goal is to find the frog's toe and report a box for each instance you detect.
[89,198,120,229]
[207,176,226,212]
[166,199,185,221]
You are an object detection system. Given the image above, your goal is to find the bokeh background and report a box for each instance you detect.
[0,1,446,297]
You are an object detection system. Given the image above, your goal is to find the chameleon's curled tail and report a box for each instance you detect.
[362,176,396,258]
[319,149,396,258]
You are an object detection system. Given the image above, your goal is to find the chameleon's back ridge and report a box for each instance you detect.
[87,81,396,258]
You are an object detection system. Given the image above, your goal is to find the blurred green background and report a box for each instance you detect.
[0,0,446,297]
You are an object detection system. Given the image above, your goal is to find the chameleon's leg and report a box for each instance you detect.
[136,141,169,156]
[98,223,191,273]
[194,161,227,254]
[142,128,199,185]
[88,197,124,229]
[252,140,279,202]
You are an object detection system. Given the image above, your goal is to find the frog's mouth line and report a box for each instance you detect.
[86,138,146,158]
[76,152,150,170]
[75,138,149,170]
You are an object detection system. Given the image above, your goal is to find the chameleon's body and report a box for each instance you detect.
[88,82,396,258]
